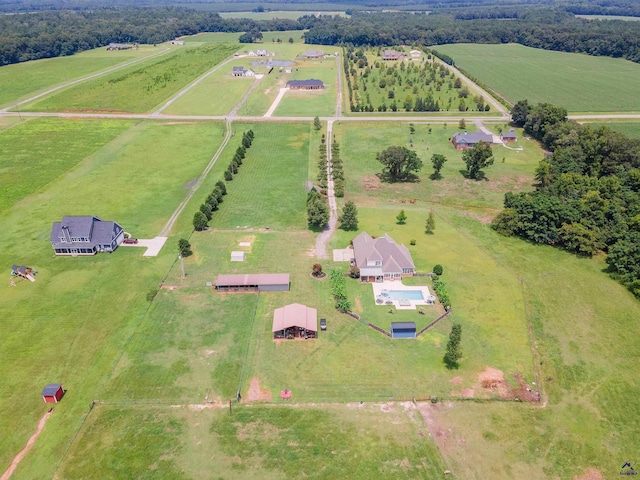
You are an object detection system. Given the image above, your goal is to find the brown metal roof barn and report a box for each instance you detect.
[272,303,317,339]
[214,273,290,292]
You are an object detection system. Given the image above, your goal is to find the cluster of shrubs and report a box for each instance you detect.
[431,264,451,309]
[331,140,344,198]
[193,130,254,231]
[330,269,351,312]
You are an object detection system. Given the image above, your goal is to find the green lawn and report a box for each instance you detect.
[0,118,133,213]
[183,30,306,45]
[0,119,226,478]
[334,121,541,215]
[582,121,640,139]
[0,45,161,109]
[274,62,339,116]
[435,43,640,113]
[162,58,258,116]
[200,122,311,231]
[58,402,446,479]
[21,43,237,113]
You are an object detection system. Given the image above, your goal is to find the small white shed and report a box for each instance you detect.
[231,251,246,262]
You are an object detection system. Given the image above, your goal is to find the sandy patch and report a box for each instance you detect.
[380,402,393,412]
[362,175,381,191]
[573,468,605,480]
[1,410,53,480]
[204,349,216,357]
[354,296,363,312]
[246,377,272,402]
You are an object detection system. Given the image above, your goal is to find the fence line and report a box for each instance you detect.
[368,323,391,337]
[416,309,452,337]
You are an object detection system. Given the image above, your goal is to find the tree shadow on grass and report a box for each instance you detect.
[377,172,421,184]
[459,169,489,181]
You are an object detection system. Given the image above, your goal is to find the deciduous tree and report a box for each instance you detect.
[430,153,447,179]
[463,142,494,180]
[193,211,208,231]
[377,146,422,182]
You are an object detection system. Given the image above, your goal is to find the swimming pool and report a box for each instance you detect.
[381,290,425,300]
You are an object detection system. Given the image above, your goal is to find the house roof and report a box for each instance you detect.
[352,232,415,274]
[50,216,123,248]
[286,79,324,88]
[215,273,289,287]
[303,49,324,57]
[42,384,62,396]
[452,131,493,145]
[232,66,245,72]
[501,129,517,139]
[383,50,402,59]
[391,322,416,330]
[272,303,317,332]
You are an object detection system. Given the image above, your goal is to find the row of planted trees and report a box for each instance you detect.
[330,269,351,313]
[193,130,254,231]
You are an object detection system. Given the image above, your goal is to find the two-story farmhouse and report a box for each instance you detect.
[352,232,416,282]
[50,216,124,255]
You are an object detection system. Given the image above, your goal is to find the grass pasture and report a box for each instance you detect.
[583,121,640,139]
[59,402,446,479]
[0,118,132,213]
[0,118,229,478]
[274,62,339,116]
[21,43,237,113]
[0,45,160,109]
[435,43,640,113]
[335,121,542,214]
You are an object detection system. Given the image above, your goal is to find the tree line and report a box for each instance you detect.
[0,8,301,66]
[3,4,640,67]
[493,100,640,298]
[301,10,640,63]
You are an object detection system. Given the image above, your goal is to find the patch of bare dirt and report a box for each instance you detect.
[478,367,539,402]
[354,296,363,312]
[461,388,475,398]
[246,377,272,402]
[449,376,463,386]
[204,349,216,357]
[1,410,52,480]
[573,468,605,480]
[380,402,393,412]
[362,175,381,191]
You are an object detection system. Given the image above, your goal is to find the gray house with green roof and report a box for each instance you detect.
[50,216,124,255]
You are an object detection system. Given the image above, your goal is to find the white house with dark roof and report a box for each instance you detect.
[232,66,255,77]
[352,232,415,282]
[50,216,124,255]
[451,131,494,150]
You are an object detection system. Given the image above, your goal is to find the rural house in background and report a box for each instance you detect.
[50,216,124,255]
[232,66,255,77]
[286,79,324,90]
[352,232,416,283]
[500,128,518,142]
[301,49,324,59]
[451,131,494,150]
[107,43,133,51]
[382,49,404,61]
[272,303,318,339]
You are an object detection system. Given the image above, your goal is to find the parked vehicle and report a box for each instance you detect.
[123,238,138,244]
[320,318,327,331]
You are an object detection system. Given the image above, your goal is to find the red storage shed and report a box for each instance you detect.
[41,384,64,403]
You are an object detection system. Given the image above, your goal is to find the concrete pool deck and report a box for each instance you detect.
[371,280,433,310]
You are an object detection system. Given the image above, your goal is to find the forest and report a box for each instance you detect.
[1,0,640,66]
[492,101,640,297]
[301,10,640,63]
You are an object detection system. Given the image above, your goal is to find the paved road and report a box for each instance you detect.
[0,47,171,113]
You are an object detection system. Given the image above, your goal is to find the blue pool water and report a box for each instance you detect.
[382,290,424,300]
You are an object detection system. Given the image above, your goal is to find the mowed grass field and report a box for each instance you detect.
[335,121,541,214]
[584,121,640,139]
[435,43,640,113]
[0,118,226,478]
[274,61,339,116]
[20,43,237,113]
[0,45,162,109]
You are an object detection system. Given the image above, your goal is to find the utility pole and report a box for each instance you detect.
[179,254,186,280]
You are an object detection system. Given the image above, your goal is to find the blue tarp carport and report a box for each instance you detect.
[391,322,416,339]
